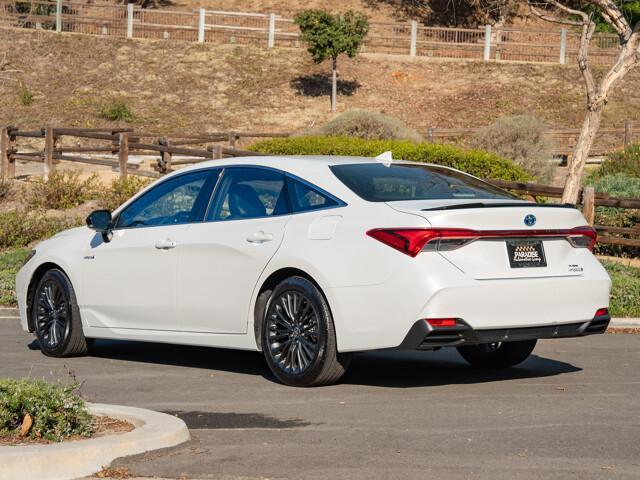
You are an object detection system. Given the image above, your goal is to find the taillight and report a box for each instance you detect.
[594,308,609,318]
[426,318,458,328]
[566,226,597,251]
[366,228,475,257]
[367,225,598,256]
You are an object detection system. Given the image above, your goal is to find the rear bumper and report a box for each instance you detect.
[399,312,611,350]
[328,253,610,352]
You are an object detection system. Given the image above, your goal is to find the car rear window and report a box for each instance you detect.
[329,163,517,202]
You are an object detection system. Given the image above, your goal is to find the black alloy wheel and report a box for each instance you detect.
[32,269,91,357]
[262,276,350,387]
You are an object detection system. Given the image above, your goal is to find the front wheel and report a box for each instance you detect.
[456,340,537,368]
[261,276,350,387]
[31,269,90,357]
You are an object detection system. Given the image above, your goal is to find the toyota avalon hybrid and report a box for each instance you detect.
[15,156,611,386]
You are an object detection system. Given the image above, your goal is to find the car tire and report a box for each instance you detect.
[31,268,90,357]
[456,339,537,368]
[261,276,350,387]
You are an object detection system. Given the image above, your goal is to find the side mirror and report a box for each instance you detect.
[86,209,113,242]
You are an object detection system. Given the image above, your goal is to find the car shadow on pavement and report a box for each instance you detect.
[343,349,581,388]
[32,338,581,388]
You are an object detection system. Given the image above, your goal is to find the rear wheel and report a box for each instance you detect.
[31,269,90,357]
[457,340,537,368]
[262,276,350,387]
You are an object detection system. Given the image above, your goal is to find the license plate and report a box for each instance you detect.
[506,239,547,268]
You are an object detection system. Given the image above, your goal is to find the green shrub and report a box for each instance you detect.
[27,171,100,210]
[99,176,151,211]
[250,136,529,181]
[0,248,30,305]
[588,173,640,199]
[603,261,640,318]
[0,210,83,249]
[99,98,134,122]
[586,173,640,258]
[309,110,422,142]
[592,143,640,179]
[470,115,554,183]
[18,86,34,106]
[0,377,92,442]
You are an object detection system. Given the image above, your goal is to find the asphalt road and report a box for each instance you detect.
[1,311,639,480]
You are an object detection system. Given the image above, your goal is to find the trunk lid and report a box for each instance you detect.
[387,200,592,280]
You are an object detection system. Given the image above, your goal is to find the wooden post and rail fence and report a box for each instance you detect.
[0,125,286,179]
[1,125,638,248]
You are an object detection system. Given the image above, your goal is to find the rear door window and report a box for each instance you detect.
[207,167,289,221]
[285,176,340,213]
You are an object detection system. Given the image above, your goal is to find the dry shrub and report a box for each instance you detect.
[471,115,554,183]
[27,171,101,210]
[310,109,422,142]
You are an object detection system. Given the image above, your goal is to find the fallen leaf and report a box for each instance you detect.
[19,413,32,437]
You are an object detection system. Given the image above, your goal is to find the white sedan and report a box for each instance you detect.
[16,156,611,386]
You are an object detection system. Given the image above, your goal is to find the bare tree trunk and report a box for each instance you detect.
[529,1,640,205]
[561,105,603,203]
[331,57,337,113]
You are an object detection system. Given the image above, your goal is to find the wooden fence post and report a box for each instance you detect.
[157,136,172,173]
[559,28,567,65]
[127,3,134,39]
[43,126,55,181]
[410,20,417,57]
[0,127,9,180]
[624,120,633,147]
[7,128,15,178]
[583,186,595,225]
[267,13,276,48]
[211,145,223,159]
[118,132,129,179]
[198,8,205,43]
[55,0,62,33]
[483,25,491,61]
[228,132,237,148]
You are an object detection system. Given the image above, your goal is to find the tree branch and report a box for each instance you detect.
[528,4,582,26]
[547,0,589,22]
[587,0,632,40]
[578,20,598,106]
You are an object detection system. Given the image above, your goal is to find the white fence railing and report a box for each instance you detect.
[0,0,621,65]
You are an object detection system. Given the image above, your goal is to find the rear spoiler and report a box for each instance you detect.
[421,202,577,211]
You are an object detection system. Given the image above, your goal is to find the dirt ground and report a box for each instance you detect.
[2,28,638,138]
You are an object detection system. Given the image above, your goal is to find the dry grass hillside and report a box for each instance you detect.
[166,0,401,20]
[1,28,639,137]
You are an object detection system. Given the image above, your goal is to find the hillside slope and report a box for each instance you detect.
[166,0,401,21]
[1,28,638,137]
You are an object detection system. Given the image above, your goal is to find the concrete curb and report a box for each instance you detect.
[609,318,640,329]
[0,403,190,480]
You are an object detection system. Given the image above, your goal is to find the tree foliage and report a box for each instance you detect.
[565,0,640,32]
[362,0,519,27]
[294,10,369,64]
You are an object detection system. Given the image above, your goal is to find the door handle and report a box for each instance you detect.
[246,231,273,244]
[155,238,177,250]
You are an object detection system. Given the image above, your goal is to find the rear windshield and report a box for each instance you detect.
[329,163,517,202]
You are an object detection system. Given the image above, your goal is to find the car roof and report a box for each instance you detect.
[176,155,441,179]
[179,155,398,170]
